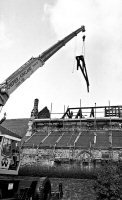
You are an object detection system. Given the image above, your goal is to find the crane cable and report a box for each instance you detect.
[82,35,86,57]
[75,35,90,92]
[72,35,85,73]
[72,37,77,73]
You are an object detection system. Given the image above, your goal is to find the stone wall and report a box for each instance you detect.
[22,148,122,164]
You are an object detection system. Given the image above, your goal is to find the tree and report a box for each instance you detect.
[94,162,122,200]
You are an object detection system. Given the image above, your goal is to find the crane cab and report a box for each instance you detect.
[0,133,21,175]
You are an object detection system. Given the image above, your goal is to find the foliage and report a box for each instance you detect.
[94,162,122,200]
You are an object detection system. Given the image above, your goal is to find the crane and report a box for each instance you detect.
[0,26,86,200]
[0,25,85,108]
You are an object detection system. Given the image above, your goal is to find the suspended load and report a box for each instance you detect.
[76,54,89,92]
[75,35,89,92]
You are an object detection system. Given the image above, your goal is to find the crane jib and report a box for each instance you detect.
[0,25,85,107]
[6,66,32,90]
[6,59,43,93]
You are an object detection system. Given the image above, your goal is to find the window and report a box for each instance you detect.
[2,137,12,157]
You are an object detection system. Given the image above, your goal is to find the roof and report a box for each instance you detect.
[0,107,50,139]
[23,129,122,149]
[0,125,21,139]
[1,118,29,138]
[38,106,50,118]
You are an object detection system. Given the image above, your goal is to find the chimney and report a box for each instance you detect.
[31,98,39,118]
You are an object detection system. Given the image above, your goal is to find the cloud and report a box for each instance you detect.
[0,21,13,49]
[43,0,122,65]
[44,0,85,37]
[43,0,122,100]
[44,0,122,37]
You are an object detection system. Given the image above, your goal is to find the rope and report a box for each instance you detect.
[72,34,86,74]
[82,35,86,57]
[72,37,77,73]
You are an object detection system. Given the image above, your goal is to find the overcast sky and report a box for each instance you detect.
[0,0,122,119]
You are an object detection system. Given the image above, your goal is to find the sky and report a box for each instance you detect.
[0,0,122,119]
